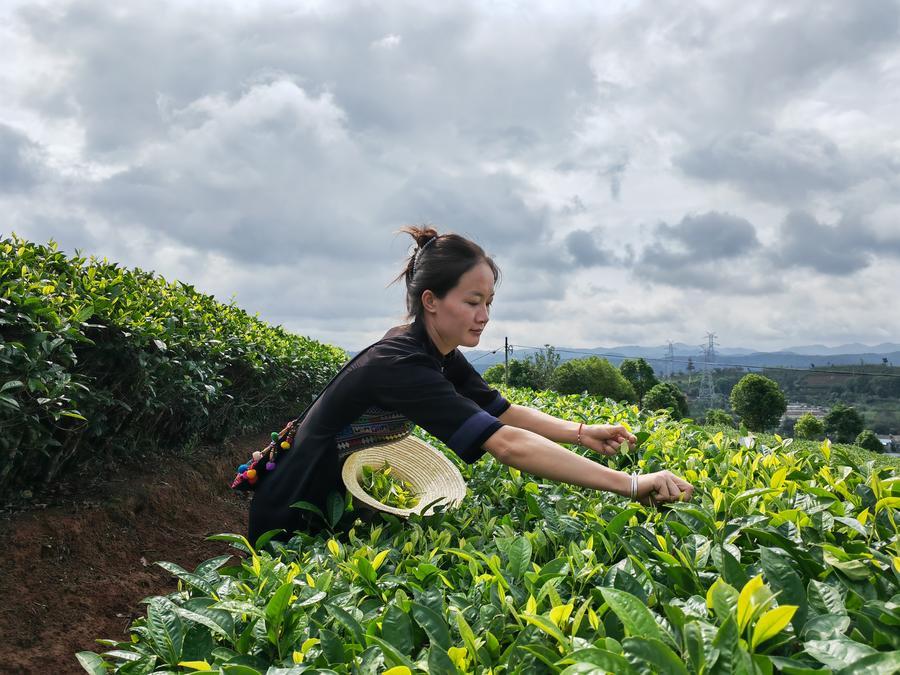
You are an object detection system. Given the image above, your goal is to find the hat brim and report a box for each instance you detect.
[341,435,467,517]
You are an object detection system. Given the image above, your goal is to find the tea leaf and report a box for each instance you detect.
[600,587,672,648]
[751,605,797,650]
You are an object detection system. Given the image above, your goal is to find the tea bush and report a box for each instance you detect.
[0,235,346,497]
[79,388,900,674]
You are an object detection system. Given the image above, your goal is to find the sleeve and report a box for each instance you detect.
[371,353,505,464]
[447,350,512,418]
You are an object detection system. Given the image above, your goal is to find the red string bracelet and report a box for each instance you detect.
[576,422,584,446]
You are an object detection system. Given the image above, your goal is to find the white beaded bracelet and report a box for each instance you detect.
[630,472,638,501]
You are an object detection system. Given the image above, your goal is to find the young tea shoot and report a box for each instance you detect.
[361,461,420,509]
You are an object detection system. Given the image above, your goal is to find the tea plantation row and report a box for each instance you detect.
[79,389,900,674]
[0,234,345,497]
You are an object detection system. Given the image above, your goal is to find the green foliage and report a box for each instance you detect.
[0,234,346,497]
[528,344,561,390]
[483,363,505,385]
[484,358,537,388]
[361,462,420,509]
[825,403,866,443]
[82,388,900,673]
[483,345,560,391]
[643,382,689,420]
[729,374,787,432]
[550,355,637,402]
[671,364,900,435]
[619,357,659,403]
[704,408,734,427]
[794,413,825,440]
[506,358,537,389]
[855,429,884,454]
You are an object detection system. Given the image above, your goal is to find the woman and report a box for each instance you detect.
[248,226,694,543]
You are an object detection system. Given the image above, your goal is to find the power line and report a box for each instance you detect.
[494,343,900,379]
[467,346,503,363]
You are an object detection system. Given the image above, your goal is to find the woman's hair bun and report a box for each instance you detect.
[408,225,439,249]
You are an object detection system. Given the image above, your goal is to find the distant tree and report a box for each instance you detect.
[824,403,865,443]
[550,356,637,402]
[729,374,787,432]
[794,413,825,440]
[507,359,538,389]
[883,357,889,367]
[705,408,734,427]
[855,429,884,453]
[484,347,561,390]
[483,363,505,385]
[482,359,536,388]
[527,345,561,390]
[643,382,689,420]
[619,358,659,403]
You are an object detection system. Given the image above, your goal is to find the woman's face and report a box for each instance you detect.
[423,261,495,352]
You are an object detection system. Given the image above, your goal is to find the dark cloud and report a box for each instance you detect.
[0,124,44,192]
[565,229,620,267]
[674,129,882,203]
[773,210,900,275]
[634,211,775,292]
[644,211,759,262]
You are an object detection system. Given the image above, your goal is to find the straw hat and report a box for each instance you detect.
[341,435,467,517]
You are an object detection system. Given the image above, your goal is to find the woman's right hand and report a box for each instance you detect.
[635,470,694,505]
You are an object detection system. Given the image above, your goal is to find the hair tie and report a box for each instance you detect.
[411,235,438,276]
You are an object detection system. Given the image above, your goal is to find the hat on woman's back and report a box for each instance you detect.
[341,435,467,517]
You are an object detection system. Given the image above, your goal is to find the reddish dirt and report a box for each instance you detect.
[0,431,268,674]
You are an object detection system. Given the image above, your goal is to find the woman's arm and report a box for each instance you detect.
[482,424,695,504]
[498,403,636,456]
[497,403,580,443]
[483,424,632,495]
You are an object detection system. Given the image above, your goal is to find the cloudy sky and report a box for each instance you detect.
[2,0,899,354]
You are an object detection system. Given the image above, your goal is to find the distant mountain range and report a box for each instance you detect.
[459,343,900,374]
[780,343,900,356]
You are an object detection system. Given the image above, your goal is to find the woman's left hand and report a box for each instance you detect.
[578,424,637,456]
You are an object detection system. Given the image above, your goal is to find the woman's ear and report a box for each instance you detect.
[421,289,437,314]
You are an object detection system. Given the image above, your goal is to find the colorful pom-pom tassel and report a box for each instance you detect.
[246,469,257,479]
[280,441,290,450]
[266,461,276,471]
[271,432,279,442]
[252,451,263,461]
[238,463,249,473]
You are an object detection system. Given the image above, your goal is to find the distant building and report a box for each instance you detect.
[780,403,829,425]
[878,435,898,452]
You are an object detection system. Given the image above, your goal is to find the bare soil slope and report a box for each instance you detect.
[0,432,265,673]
